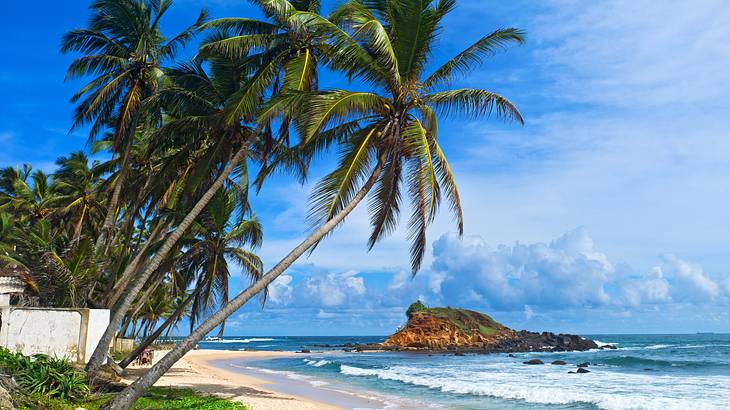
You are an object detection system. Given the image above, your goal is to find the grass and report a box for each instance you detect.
[18,387,249,410]
[421,307,505,336]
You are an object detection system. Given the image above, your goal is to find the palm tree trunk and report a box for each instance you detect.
[100,158,385,410]
[118,292,195,369]
[73,205,87,244]
[125,272,165,322]
[86,147,248,378]
[107,221,168,308]
[95,138,134,255]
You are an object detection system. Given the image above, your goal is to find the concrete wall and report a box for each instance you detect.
[0,307,110,364]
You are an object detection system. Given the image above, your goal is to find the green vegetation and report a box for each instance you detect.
[406,300,428,317]
[0,348,89,400]
[19,387,248,410]
[0,0,524,408]
[412,306,506,337]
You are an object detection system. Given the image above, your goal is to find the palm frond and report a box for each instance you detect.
[423,28,525,89]
[300,90,385,140]
[424,88,524,124]
[308,127,376,227]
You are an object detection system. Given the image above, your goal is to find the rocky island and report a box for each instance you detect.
[357,301,612,353]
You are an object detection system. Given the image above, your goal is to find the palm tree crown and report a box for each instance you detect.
[272,0,525,273]
[62,0,207,143]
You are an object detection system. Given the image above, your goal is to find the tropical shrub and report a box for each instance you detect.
[0,348,89,400]
[406,300,428,317]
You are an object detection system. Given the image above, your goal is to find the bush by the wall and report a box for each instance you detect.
[0,348,89,400]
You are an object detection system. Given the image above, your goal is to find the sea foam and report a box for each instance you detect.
[339,363,730,409]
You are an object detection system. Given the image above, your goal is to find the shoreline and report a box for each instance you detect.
[124,349,389,410]
[124,349,340,409]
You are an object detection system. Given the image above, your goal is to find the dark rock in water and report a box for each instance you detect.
[551,360,567,365]
[508,354,516,357]
[576,367,590,373]
[601,344,618,350]
[577,362,590,368]
[568,371,576,374]
[454,352,465,356]
[524,359,544,365]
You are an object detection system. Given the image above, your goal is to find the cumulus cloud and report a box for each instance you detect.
[426,230,729,311]
[267,274,293,305]
[659,254,721,302]
[268,270,369,308]
[430,227,614,310]
[260,228,728,318]
[618,267,671,307]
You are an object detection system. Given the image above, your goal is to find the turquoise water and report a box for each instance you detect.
[200,334,730,409]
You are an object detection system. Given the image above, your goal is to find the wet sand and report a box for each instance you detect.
[124,349,388,409]
[124,349,340,409]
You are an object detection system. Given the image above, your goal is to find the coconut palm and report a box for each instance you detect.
[103,1,524,408]
[51,152,106,243]
[84,54,263,376]
[180,188,263,335]
[200,0,330,122]
[0,212,22,269]
[199,0,374,187]
[61,0,208,253]
[118,189,263,369]
[0,166,57,223]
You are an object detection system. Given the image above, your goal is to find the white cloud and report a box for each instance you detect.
[298,270,368,307]
[426,230,729,311]
[431,228,614,310]
[267,274,293,305]
[523,305,535,320]
[316,309,335,319]
[660,254,721,302]
[618,267,671,307]
[259,227,728,317]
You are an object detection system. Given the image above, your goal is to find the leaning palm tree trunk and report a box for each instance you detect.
[106,221,169,308]
[101,159,385,410]
[118,292,195,369]
[94,138,134,254]
[86,147,248,377]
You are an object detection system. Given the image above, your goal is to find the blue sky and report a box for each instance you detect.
[2,0,730,335]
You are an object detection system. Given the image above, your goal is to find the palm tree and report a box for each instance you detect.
[51,152,105,243]
[200,0,374,186]
[201,0,330,122]
[180,188,263,336]
[61,0,207,254]
[103,1,524,408]
[118,189,263,368]
[0,212,23,270]
[0,166,57,223]
[84,53,263,376]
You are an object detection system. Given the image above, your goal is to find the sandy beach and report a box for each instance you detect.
[124,349,386,410]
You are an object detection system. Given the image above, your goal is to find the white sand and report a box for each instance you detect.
[123,349,342,410]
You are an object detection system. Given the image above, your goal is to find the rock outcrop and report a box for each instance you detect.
[382,307,516,351]
[378,303,600,353]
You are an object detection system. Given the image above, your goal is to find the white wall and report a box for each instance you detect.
[0,307,110,363]
[84,309,110,361]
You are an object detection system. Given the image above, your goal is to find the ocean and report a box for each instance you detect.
[198,334,730,409]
